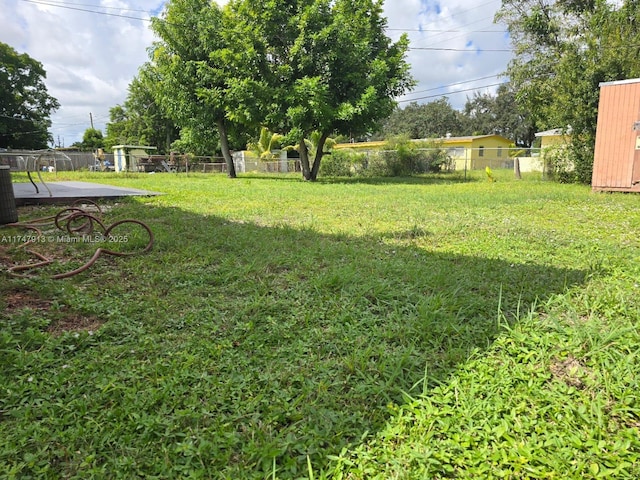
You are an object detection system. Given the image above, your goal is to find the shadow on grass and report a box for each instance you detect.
[1,203,587,479]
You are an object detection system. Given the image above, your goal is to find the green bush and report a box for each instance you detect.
[569,141,595,184]
[380,137,452,176]
[320,137,453,178]
[544,145,575,183]
[319,150,352,177]
[421,142,454,172]
[383,136,417,176]
[319,149,369,177]
[363,151,393,177]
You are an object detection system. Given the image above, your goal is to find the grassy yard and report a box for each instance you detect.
[1,170,639,479]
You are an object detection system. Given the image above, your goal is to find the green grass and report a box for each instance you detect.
[1,170,639,478]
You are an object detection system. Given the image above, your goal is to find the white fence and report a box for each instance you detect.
[0,147,548,175]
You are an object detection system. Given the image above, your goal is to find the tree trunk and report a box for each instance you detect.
[217,118,237,178]
[309,132,329,181]
[299,136,312,180]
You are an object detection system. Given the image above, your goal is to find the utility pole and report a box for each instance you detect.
[89,112,94,130]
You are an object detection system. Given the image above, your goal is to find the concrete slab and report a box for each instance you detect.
[12,181,163,206]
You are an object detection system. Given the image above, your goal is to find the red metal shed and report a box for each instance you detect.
[592,78,640,192]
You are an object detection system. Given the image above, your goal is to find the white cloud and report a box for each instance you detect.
[0,0,512,146]
[386,0,512,107]
[1,0,159,146]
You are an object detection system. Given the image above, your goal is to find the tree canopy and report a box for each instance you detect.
[234,0,414,180]
[104,65,179,154]
[381,98,465,139]
[0,42,59,149]
[379,84,536,147]
[150,0,268,177]
[71,128,104,151]
[464,83,536,147]
[134,0,413,180]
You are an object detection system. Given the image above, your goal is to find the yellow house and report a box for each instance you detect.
[534,128,571,150]
[439,135,513,171]
[333,135,514,171]
[530,128,572,174]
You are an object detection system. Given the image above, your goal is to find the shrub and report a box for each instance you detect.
[319,149,355,177]
[376,135,417,176]
[382,137,452,176]
[364,151,393,177]
[544,145,575,183]
[569,141,595,184]
[416,140,453,173]
[320,137,453,178]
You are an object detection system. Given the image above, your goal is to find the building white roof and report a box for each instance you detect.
[535,127,572,137]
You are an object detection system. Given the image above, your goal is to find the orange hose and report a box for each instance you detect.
[3,200,153,279]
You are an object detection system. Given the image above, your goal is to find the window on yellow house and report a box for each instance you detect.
[497,147,502,157]
[479,146,484,157]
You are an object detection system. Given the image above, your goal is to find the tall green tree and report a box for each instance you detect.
[151,0,230,172]
[463,83,536,146]
[492,83,536,147]
[463,92,497,136]
[126,65,179,154]
[496,0,640,182]
[75,128,104,151]
[104,66,179,154]
[0,42,59,149]
[382,98,465,139]
[104,105,133,150]
[150,0,267,177]
[235,0,414,180]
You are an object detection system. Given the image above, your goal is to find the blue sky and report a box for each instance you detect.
[0,0,512,146]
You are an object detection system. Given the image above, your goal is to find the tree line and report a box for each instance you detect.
[377,84,536,147]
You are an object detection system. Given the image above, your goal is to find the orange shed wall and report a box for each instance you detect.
[592,81,640,191]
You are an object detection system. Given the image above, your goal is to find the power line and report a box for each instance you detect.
[408,0,501,29]
[19,0,153,22]
[23,0,152,13]
[397,82,506,103]
[388,28,505,33]
[414,12,505,49]
[0,131,46,136]
[408,46,511,52]
[0,114,39,122]
[406,75,503,96]
[52,116,110,128]
[17,0,508,50]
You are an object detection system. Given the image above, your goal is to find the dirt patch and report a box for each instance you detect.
[4,289,53,311]
[3,288,105,335]
[47,313,104,336]
[550,356,592,389]
[0,243,15,269]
